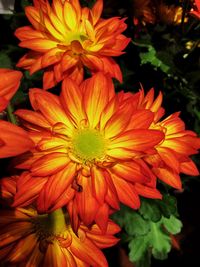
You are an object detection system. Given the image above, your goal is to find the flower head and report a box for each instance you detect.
[0,68,22,112]
[15,0,130,89]
[136,88,200,189]
[13,72,164,230]
[0,178,120,267]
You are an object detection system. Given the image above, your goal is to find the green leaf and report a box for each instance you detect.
[124,212,151,237]
[139,199,162,222]
[162,215,182,235]
[150,221,171,260]
[0,53,12,68]
[128,236,150,262]
[139,45,170,74]
[158,194,178,218]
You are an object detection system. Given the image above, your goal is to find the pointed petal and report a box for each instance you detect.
[91,167,108,204]
[111,175,141,209]
[31,152,69,176]
[13,173,47,207]
[61,78,85,124]
[70,234,108,267]
[75,176,99,225]
[37,163,76,212]
[153,167,182,189]
[83,73,110,128]
[109,129,164,151]
[0,121,34,158]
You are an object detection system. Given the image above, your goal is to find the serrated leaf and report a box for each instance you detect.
[139,199,162,222]
[124,212,151,237]
[150,222,171,260]
[158,194,178,218]
[162,215,182,235]
[128,236,149,262]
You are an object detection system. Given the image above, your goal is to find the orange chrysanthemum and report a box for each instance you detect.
[15,0,130,90]
[135,88,200,189]
[0,121,34,158]
[0,178,120,267]
[0,68,22,112]
[13,72,164,230]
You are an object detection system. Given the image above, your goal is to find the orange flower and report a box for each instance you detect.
[15,0,130,90]
[13,72,163,230]
[0,178,120,267]
[190,0,200,19]
[0,120,34,158]
[0,68,22,112]
[136,88,200,189]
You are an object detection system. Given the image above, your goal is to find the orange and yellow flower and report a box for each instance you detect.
[13,72,163,230]
[135,88,200,189]
[15,0,130,90]
[0,68,22,112]
[0,178,120,267]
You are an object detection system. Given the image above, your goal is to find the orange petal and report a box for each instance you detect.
[91,167,108,204]
[111,161,148,183]
[109,129,164,151]
[83,72,110,128]
[75,175,99,226]
[19,38,58,52]
[153,167,182,189]
[111,175,141,209]
[134,183,162,199]
[31,152,69,176]
[15,109,50,129]
[180,159,199,176]
[13,172,47,207]
[37,163,76,212]
[91,0,103,25]
[0,121,34,158]
[61,77,85,124]
[127,109,154,130]
[70,234,108,267]
[95,203,109,232]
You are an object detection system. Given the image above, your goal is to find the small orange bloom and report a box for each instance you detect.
[0,120,34,158]
[0,178,120,267]
[13,73,163,230]
[0,68,22,112]
[190,0,200,19]
[136,88,200,189]
[15,0,130,89]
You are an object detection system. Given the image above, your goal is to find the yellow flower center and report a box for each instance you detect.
[72,129,106,162]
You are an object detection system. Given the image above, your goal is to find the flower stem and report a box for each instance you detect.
[6,103,18,125]
[47,208,67,235]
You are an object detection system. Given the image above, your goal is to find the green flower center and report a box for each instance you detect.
[72,129,105,162]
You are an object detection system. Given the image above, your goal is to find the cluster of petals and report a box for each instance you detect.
[0,177,120,267]
[13,72,164,231]
[0,68,34,158]
[133,88,200,189]
[190,0,200,19]
[15,0,130,89]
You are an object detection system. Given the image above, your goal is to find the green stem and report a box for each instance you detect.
[6,103,18,125]
[47,208,67,235]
